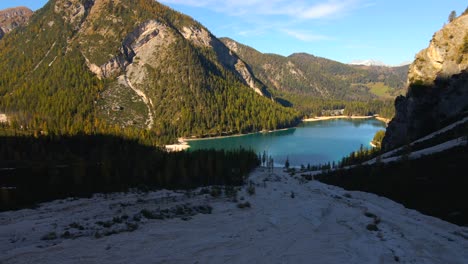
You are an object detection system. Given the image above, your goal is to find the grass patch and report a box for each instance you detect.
[368,82,393,98]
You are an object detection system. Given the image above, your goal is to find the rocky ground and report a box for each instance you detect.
[1,168,467,264]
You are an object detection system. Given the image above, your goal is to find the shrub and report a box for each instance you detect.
[199,188,210,195]
[224,186,238,199]
[96,221,113,228]
[366,224,379,232]
[125,222,138,232]
[196,205,212,214]
[94,232,102,239]
[61,231,72,239]
[210,186,222,197]
[140,209,154,219]
[41,232,57,240]
[461,34,468,54]
[364,212,377,218]
[113,216,123,224]
[69,222,85,230]
[237,202,251,209]
[247,185,255,196]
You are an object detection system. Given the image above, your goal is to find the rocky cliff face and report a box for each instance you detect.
[408,15,468,85]
[382,13,468,150]
[0,7,33,39]
[174,25,269,97]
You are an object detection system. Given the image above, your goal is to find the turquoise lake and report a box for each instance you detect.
[188,118,386,167]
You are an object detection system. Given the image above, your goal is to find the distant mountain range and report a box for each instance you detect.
[221,38,408,114]
[349,59,412,67]
[349,59,388,67]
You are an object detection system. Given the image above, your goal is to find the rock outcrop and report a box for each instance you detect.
[180,26,270,97]
[0,6,33,39]
[408,15,468,85]
[383,13,468,150]
[85,20,169,79]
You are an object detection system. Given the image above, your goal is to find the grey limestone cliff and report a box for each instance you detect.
[383,13,468,150]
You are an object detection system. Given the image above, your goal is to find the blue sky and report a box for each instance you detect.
[2,1,467,65]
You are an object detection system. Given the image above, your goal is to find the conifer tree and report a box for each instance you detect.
[284,156,290,169]
[449,10,457,22]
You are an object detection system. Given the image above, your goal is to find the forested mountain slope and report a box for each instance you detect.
[0,0,299,144]
[221,38,408,115]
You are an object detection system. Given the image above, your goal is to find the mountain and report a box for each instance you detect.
[348,59,387,67]
[383,12,468,150]
[0,0,299,143]
[348,59,412,68]
[221,38,408,114]
[0,6,32,39]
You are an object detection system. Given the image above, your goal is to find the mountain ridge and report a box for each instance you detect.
[221,37,408,116]
[0,1,412,144]
[0,0,299,143]
[383,12,468,150]
[0,6,33,39]
[349,59,388,67]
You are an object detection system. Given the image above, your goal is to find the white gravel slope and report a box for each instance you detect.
[1,168,467,264]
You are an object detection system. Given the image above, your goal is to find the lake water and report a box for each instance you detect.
[188,118,386,167]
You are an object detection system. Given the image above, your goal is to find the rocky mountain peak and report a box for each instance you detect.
[222,38,240,54]
[408,13,468,85]
[0,6,33,39]
[180,26,211,47]
[383,13,468,150]
[349,59,387,67]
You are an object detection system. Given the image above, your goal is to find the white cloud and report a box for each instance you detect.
[160,0,362,20]
[160,0,371,42]
[298,2,349,19]
[281,29,331,42]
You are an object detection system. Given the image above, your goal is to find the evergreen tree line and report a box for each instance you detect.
[316,146,468,226]
[285,95,395,119]
[338,144,382,168]
[0,134,260,211]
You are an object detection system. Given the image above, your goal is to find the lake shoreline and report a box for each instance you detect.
[303,114,391,124]
[165,116,389,151]
[166,128,295,151]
